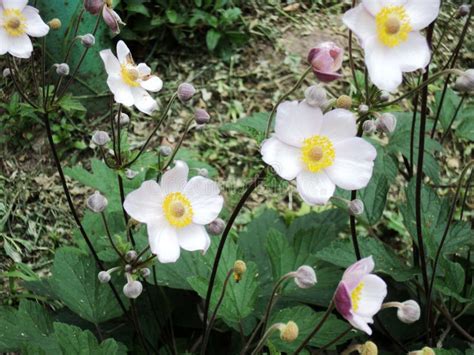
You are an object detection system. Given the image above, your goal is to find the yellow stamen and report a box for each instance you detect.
[376,6,412,47]
[2,9,27,37]
[351,282,364,311]
[121,65,140,87]
[162,192,193,228]
[301,135,335,173]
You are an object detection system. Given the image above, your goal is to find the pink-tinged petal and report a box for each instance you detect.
[404,0,440,30]
[343,256,375,280]
[23,6,49,37]
[342,5,377,46]
[2,0,28,10]
[314,70,342,83]
[261,137,304,181]
[123,180,164,224]
[99,49,121,76]
[354,274,387,317]
[320,109,357,143]
[308,42,344,83]
[348,313,374,335]
[183,176,224,225]
[148,222,180,263]
[130,87,158,115]
[334,282,352,319]
[139,75,163,92]
[7,33,32,58]
[116,40,131,64]
[177,224,210,252]
[161,160,189,195]
[107,76,134,107]
[296,170,336,205]
[275,101,323,148]
[103,7,123,34]
[390,31,431,72]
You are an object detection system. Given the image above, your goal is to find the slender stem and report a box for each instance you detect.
[117,174,136,246]
[201,269,234,355]
[250,324,281,355]
[348,0,361,95]
[161,118,194,172]
[201,168,266,341]
[294,301,335,354]
[100,212,126,262]
[440,96,465,144]
[117,104,123,164]
[409,76,422,178]
[7,56,37,108]
[349,191,361,260]
[313,326,352,354]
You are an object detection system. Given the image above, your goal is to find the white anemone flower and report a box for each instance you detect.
[0,0,49,58]
[123,161,224,263]
[343,0,440,92]
[100,40,163,115]
[261,101,376,205]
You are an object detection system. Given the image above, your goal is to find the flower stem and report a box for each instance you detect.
[313,326,352,354]
[440,96,465,144]
[250,324,281,355]
[100,212,126,262]
[161,117,194,172]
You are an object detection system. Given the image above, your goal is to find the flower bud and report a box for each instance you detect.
[362,120,376,134]
[397,300,420,324]
[116,112,130,126]
[123,279,143,299]
[336,95,352,109]
[91,130,110,146]
[55,63,70,76]
[48,18,62,30]
[207,218,225,235]
[358,104,369,114]
[178,83,196,103]
[141,268,151,278]
[408,347,435,355]
[293,265,317,289]
[84,0,103,15]
[195,108,210,125]
[375,113,397,134]
[2,68,11,78]
[279,321,299,342]
[361,341,378,355]
[125,250,137,262]
[233,260,247,282]
[124,264,132,272]
[86,191,108,213]
[454,69,474,93]
[304,85,328,108]
[457,4,471,18]
[379,91,390,102]
[125,169,138,180]
[197,168,208,177]
[307,42,344,82]
[159,145,172,157]
[348,199,364,216]
[80,34,96,48]
[98,271,111,283]
[102,6,124,34]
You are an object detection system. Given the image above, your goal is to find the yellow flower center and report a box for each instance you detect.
[3,9,26,37]
[162,192,193,228]
[375,6,412,47]
[351,282,364,311]
[301,135,335,173]
[121,65,140,87]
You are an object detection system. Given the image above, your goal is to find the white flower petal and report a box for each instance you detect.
[23,6,49,37]
[2,0,28,10]
[123,180,164,224]
[148,222,181,263]
[177,224,210,252]
[7,33,32,58]
[99,49,121,76]
[107,76,134,107]
[405,0,440,30]
[183,176,224,225]
[355,274,387,317]
[137,63,151,76]
[348,313,374,335]
[362,0,407,16]
[117,40,131,64]
[131,87,158,115]
[0,29,10,55]
[342,5,377,46]
[275,101,323,148]
[364,36,403,92]
[296,170,336,205]
[320,109,357,143]
[161,160,189,195]
[139,75,163,92]
[390,31,431,72]
[261,137,304,181]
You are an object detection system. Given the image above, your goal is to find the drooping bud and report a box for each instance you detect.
[91,130,111,146]
[102,6,125,34]
[141,268,151,278]
[358,104,369,114]
[454,69,474,93]
[98,271,111,283]
[408,347,435,355]
[48,18,62,30]
[2,68,11,78]
[125,169,138,180]
[375,113,397,134]
[348,199,364,216]
[55,63,70,76]
[80,34,96,48]
[293,265,317,289]
[159,145,172,157]
[87,191,108,213]
[457,4,471,18]
[197,168,208,178]
[125,250,138,263]
[123,278,143,299]
[397,300,421,324]
[207,218,225,235]
[195,108,210,125]
[362,120,376,134]
[233,260,247,282]
[116,112,130,126]
[304,85,328,108]
[361,341,378,355]
[307,42,344,82]
[83,0,103,15]
[178,83,196,103]
[279,321,299,342]
[336,95,352,109]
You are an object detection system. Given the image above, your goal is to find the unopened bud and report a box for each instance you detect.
[123,279,143,299]
[233,260,247,282]
[197,168,208,177]
[83,0,103,15]
[116,112,130,126]
[348,199,364,216]
[91,130,111,146]
[362,120,376,134]
[98,271,111,283]
[86,191,108,213]
[279,321,299,342]
[375,113,397,134]
[336,95,352,109]
[408,347,435,355]
[358,104,369,114]
[141,268,151,278]
[178,83,196,103]
[2,68,11,78]
[125,250,138,262]
[293,265,317,289]
[457,4,471,18]
[379,91,390,102]
[80,34,96,48]
[102,6,124,34]
[124,264,132,272]
[125,169,138,179]
[159,145,172,157]
[207,218,225,235]
[48,18,62,30]
[361,341,378,355]
[304,85,328,108]
[397,300,420,324]
[454,69,474,92]
[195,108,210,124]
[55,63,70,76]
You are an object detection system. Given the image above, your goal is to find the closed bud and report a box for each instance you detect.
[48,18,62,30]
[125,250,137,262]
[55,63,70,76]
[233,260,247,282]
[2,68,11,78]
[86,191,108,213]
[375,113,397,134]
[336,95,352,109]
[457,4,471,18]
[362,120,376,134]
[409,347,435,355]
[197,168,208,177]
[195,108,210,125]
[279,321,299,342]
[379,91,390,102]
[84,0,103,15]
[91,130,111,146]
[124,264,132,272]
[358,104,369,114]
[123,279,143,299]
[304,85,328,108]
[454,69,474,92]
[397,300,420,324]
[348,199,364,216]
[116,112,130,126]
[125,169,138,179]
[141,268,151,278]
[98,271,111,283]
[361,341,378,355]
[159,145,172,157]
[293,265,317,289]
[80,34,96,48]
[102,6,124,34]
[207,218,225,235]
[178,83,196,103]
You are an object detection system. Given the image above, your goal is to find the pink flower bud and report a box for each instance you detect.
[102,6,125,34]
[307,42,344,82]
[83,0,104,15]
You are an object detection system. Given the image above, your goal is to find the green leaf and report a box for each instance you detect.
[432,88,462,130]
[50,247,126,323]
[58,94,86,113]
[166,9,179,23]
[126,3,150,17]
[435,258,470,303]
[356,171,389,225]
[206,29,221,50]
[456,106,474,141]
[220,112,271,142]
